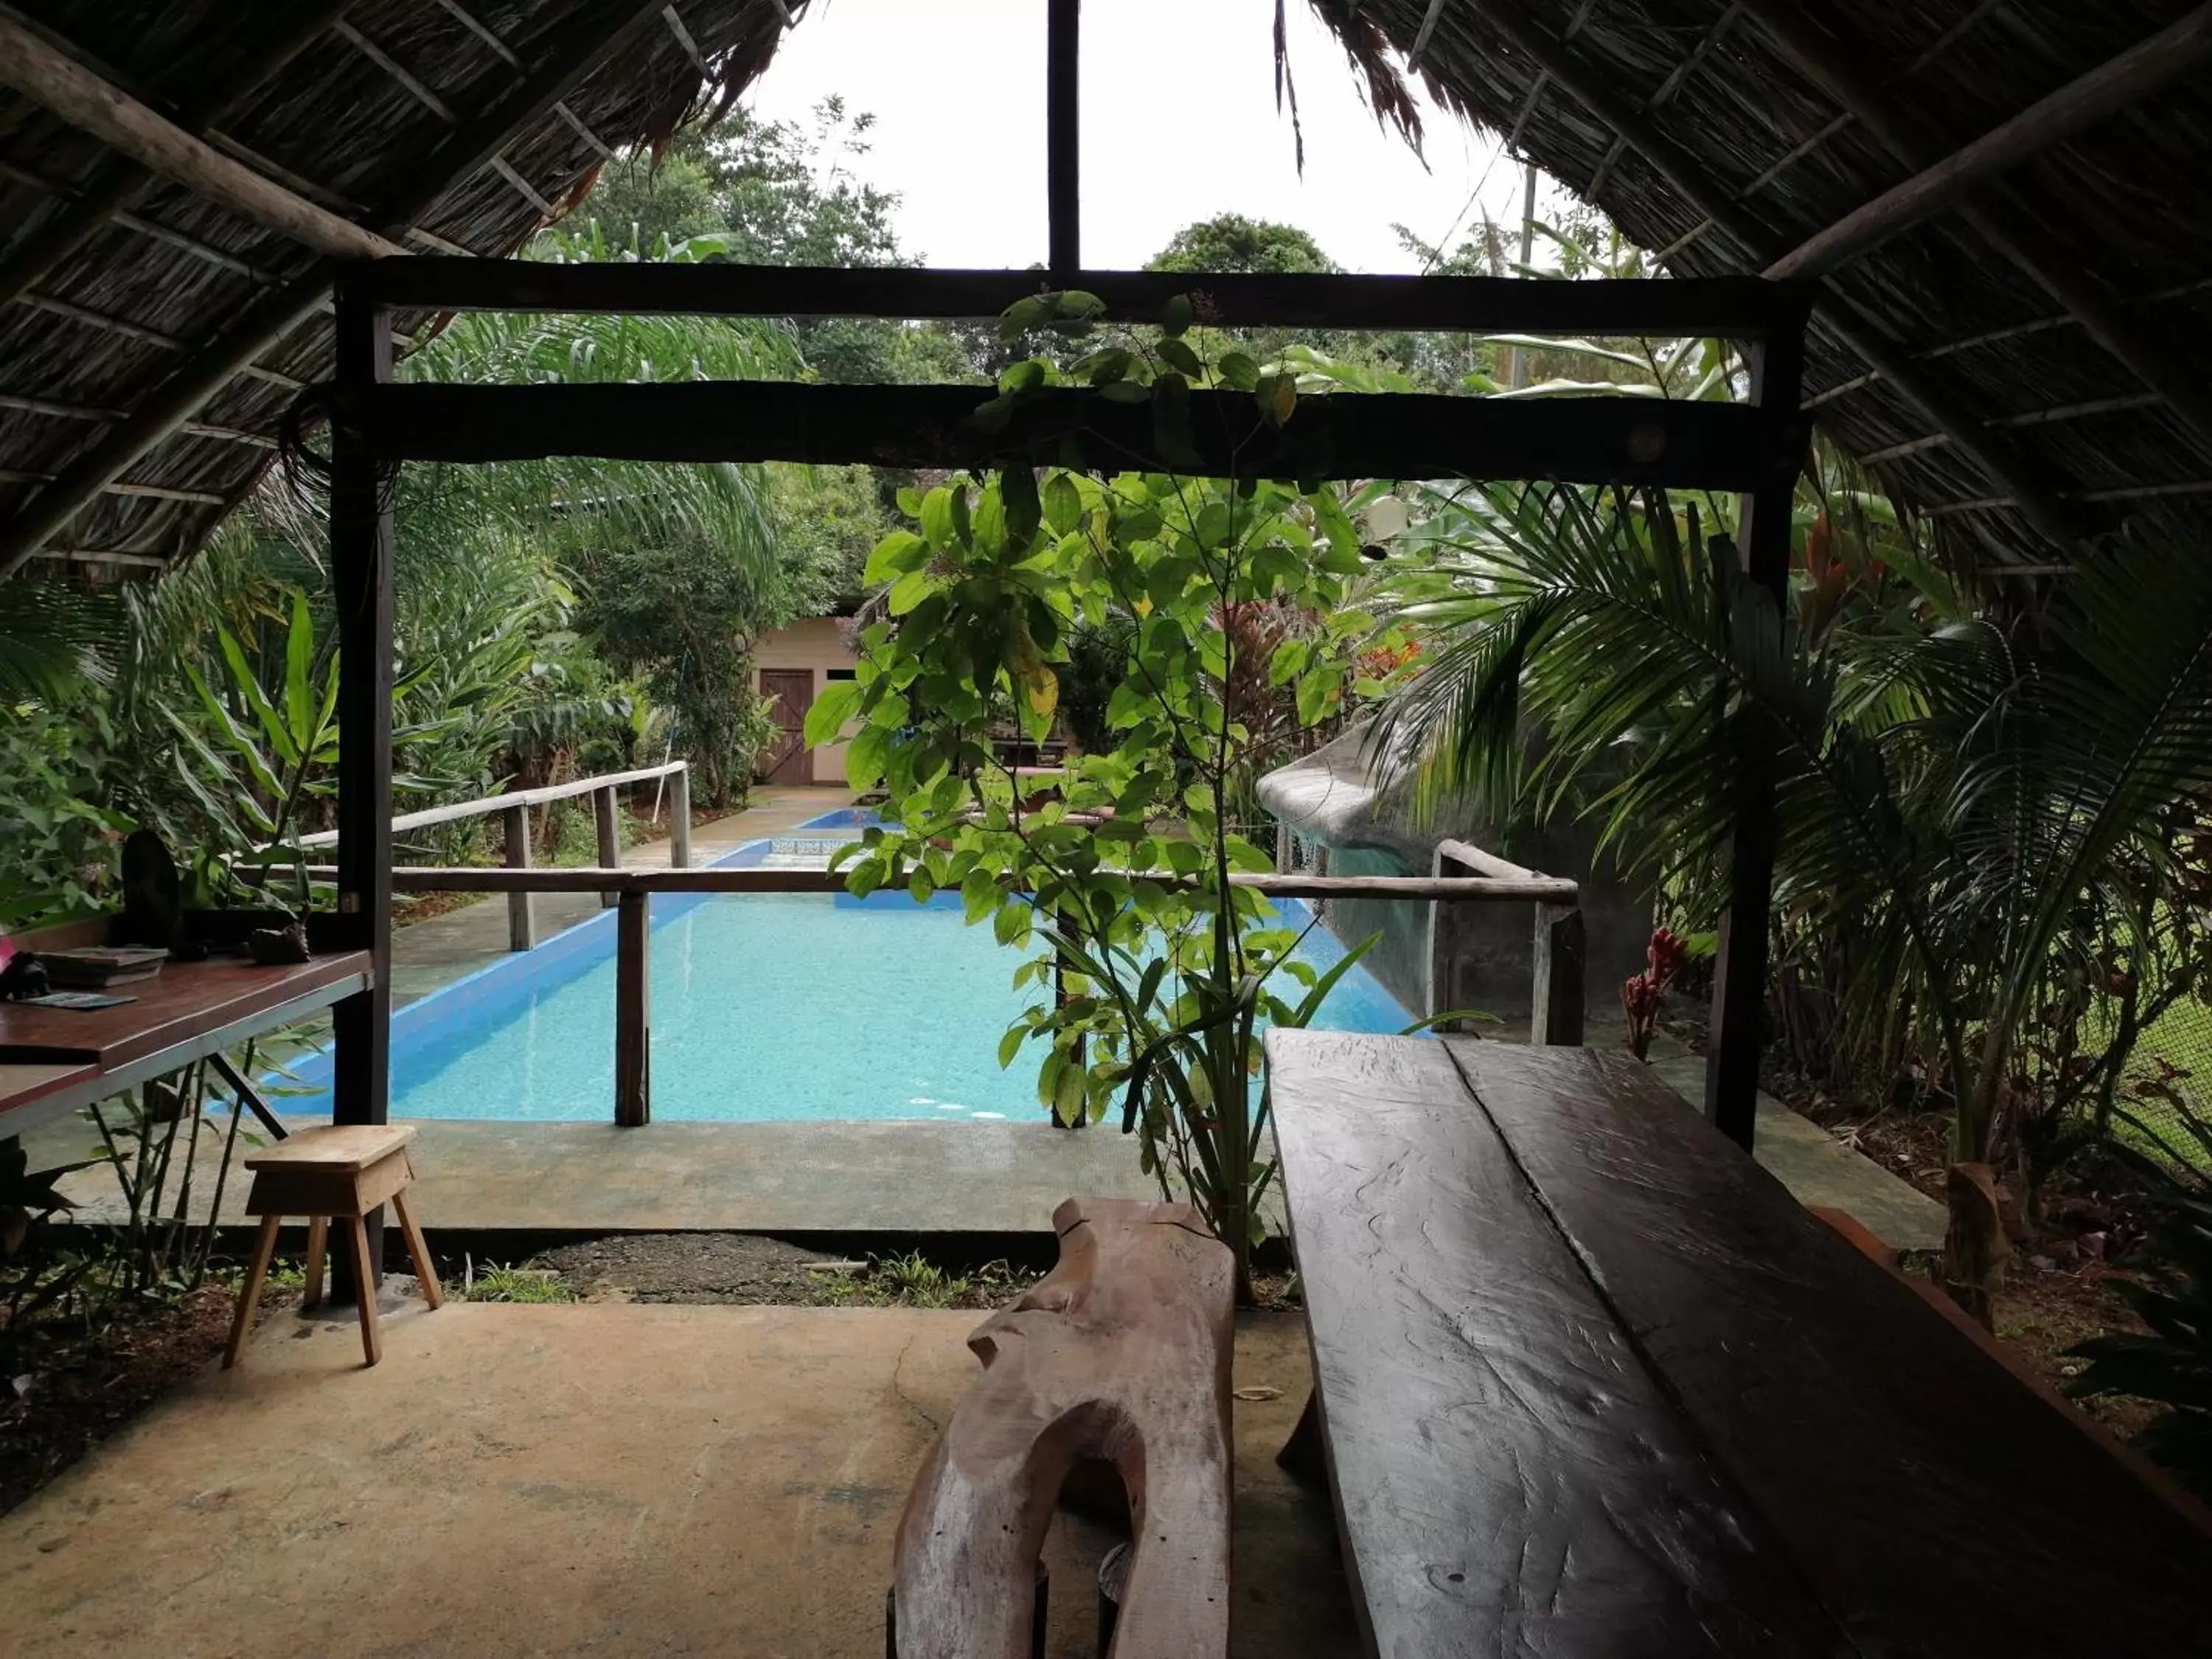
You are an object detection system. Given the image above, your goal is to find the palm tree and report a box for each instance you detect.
[1373,482,2212,1313]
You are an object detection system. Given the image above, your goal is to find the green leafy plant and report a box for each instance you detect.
[811,293,1397,1295]
[1373,484,2212,1310]
[459,1259,576,1304]
[2066,1189,2212,1494]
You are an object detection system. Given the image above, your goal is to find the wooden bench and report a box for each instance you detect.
[223,1123,442,1370]
[889,1197,1234,1659]
[1266,1031,2212,1658]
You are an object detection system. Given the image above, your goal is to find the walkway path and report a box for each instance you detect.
[389,783,855,1007]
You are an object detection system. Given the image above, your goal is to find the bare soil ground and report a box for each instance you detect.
[0,1281,294,1517]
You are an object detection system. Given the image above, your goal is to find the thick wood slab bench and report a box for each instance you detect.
[891,1197,1234,1659]
[1266,1032,2212,1658]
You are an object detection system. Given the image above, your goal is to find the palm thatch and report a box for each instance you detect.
[1304,0,2212,566]
[0,0,788,577]
[1,0,2209,580]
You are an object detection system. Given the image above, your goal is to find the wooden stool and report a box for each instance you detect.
[223,1124,442,1369]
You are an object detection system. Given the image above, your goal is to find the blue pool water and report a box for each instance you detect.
[282,816,1416,1123]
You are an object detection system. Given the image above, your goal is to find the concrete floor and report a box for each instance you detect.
[0,1303,1355,1659]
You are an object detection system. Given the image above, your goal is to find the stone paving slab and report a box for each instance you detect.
[0,1304,1354,1659]
[1644,1039,1948,1253]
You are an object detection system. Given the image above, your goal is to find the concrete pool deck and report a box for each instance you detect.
[0,1303,1357,1659]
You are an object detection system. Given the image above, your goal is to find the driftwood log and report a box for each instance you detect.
[891,1197,1234,1659]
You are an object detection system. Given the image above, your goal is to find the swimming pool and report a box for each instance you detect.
[282,813,1417,1123]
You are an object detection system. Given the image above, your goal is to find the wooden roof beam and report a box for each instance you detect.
[0,2,352,310]
[0,14,403,260]
[1469,1,2082,550]
[430,0,615,157]
[0,0,674,577]
[1766,4,2212,282]
[1746,0,2212,459]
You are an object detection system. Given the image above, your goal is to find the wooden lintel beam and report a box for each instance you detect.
[1766,4,2212,282]
[0,14,400,260]
[1467,1,2081,549]
[344,254,1813,338]
[332,377,1785,491]
[1741,0,2212,459]
[0,1,672,576]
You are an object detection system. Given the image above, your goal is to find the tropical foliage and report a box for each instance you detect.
[1371,479,2212,1304]
[813,293,1399,1293]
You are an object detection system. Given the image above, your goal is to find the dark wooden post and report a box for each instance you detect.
[1046,0,1079,278]
[668,764,691,869]
[328,279,395,1299]
[594,783,622,908]
[1704,321,1808,1147]
[615,888,650,1126]
[1531,903,1587,1047]
[503,802,535,951]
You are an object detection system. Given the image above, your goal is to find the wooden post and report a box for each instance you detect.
[327,282,395,1301]
[1275,817,1293,873]
[1426,845,1469,1034]
[1705,327,1806,1148]
[503,803,535,951]
[594,783,622,908]
[1531,903,1587,1048]
[615,889,650,1127]
[667,764,691,869]
[1046,0,1080,279]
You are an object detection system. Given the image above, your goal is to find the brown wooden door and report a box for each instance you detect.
[759,669,814,785]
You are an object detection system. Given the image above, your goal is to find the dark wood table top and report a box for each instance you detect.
[1266,1031,2212,1658]
[0,952,372,1130]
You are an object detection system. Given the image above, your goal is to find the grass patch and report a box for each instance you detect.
[459,1259,577,1304]
[819,1251,1034,1310]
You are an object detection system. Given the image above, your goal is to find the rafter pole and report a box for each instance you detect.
[0,14,401,260]
[0,1,350,311]
[1469,1,2081,549]
[0,1,672,577]
[1740,0,2212,460]
[1766,4,2212,282]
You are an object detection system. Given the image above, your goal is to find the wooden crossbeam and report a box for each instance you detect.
[333,377,1786,490]
[1766,4,2212,282]
[346,254,1812,338]
[0,1,672,577]
[0,14,402,260]
[0,2,348,310]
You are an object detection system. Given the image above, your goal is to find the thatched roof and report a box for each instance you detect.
[0,0,785,579]
[1307,0,2212,564]
[1,0,2208,580]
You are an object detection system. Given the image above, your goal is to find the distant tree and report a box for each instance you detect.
[554,98,917,385]
[1147,214,1340,276]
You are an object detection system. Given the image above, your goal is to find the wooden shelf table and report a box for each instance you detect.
[0,952,374,1137]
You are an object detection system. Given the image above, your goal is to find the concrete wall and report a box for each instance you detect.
[754,616,859,784]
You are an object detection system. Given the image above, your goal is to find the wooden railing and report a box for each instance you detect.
[279,857,1582,1127]
[292,761,691,950]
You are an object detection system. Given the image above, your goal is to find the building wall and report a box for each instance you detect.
[754,616,860,784]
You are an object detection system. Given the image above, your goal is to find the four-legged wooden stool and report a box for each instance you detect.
[223,1123,442,1369]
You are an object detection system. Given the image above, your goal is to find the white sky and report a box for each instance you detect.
[744,0,1559,274]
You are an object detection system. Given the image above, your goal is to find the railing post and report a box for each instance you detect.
[668,763,691,869]
[594,783,622,908]
[1426,846,1468,1034]
[1531,902,1587,1047]
[503,803,535,951]
[615,888,650,1126]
